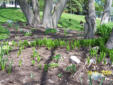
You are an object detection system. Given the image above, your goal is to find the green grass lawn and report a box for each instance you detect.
[0,8,113,40]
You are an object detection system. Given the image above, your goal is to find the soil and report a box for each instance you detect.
[0,23,113,85]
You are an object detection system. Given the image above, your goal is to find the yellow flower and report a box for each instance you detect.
[101,70,112,75]
[88,71,93,75]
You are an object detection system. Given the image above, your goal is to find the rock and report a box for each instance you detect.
[48,79,55,84]
[70,56,81,64]
[7,20,13,24]
[91,46,99,51]
[89,58,96,64]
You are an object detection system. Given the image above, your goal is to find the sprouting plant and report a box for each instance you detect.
[32,60,35,66]
[65,64,76,74]
[66,44,70,51]
[98,52,106,63]
[7,60,13,74]
[87,56,90,65]
[57,73,63,78]
[37,55,41,63]
[53,54,61,63]
[109,50,113,64]
[89,48,98,58]
[0,57,8,71]
[19,59,22,67]
[49,63,59,68]
[44,64,48,72]
[24,31,32,36]
[17,47,22,57]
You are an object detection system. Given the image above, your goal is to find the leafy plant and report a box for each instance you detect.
[57,73,63,78]
[49,63,59,68]
[7,60,13,74]
[53,54,61,62]
[45,28,57,34]
[19,59,22,67]
[32,60,35,66]
[65,64,76,74]
[44,64,48,72]
[98,52,106,63]
[24,31,32,36]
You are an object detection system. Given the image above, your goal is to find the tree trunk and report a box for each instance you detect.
[84,0,96,39]
[15,0,17,8]
[106,29,113,49]
[42,0,68,28]
[18,0,40,27]
[101,0,112,25]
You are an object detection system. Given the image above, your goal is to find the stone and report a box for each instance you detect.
[89,58,96,64]
[70,56,81,64]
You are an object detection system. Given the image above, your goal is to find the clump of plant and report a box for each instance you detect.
[49,63,59,68]
[96,24,112,38]
[19,59,22,67]
[44,64,48,72]
[65,64,76,74]
[24,31,32,36]
[97,52,106,64]
[57,73,63,78]
[45,28,57,34]
[31,48,41,65]
[53,54,61,63]
[7,60,13,74]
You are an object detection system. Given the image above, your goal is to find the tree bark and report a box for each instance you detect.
[101,0,112,25]
[106,29,113,49]
[18,0,40,27]
[84,0,96,39]
[42,0,68,28]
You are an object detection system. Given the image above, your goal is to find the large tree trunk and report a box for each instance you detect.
[101,0,112,25]
[106,29,113,49]
[42,0,68,28]
[84,0,96,39]
[18,0,40,27]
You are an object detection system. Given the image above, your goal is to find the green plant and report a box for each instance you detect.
[17,47,22,57]
[7,60,13,74]
[109,50,113,64]
[57,73,63,78]
[32,60,35,66]
[19,59,22,67]
[66,42,71,51]
[98,52,106,63]
[24,31,32,36]
[49,63,59,68]
[45,28,57,34]
[65,64,76,74]
[53,54,61,62]
[89,48,98,58]
[44,64,48,72]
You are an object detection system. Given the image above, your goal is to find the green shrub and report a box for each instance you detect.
[96,24,112,38]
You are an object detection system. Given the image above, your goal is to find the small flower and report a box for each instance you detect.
[101,70,112,75]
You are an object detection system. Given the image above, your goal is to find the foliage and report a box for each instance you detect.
[45,28,57,34]
[96,24,113,38]
[65,64,76,74]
